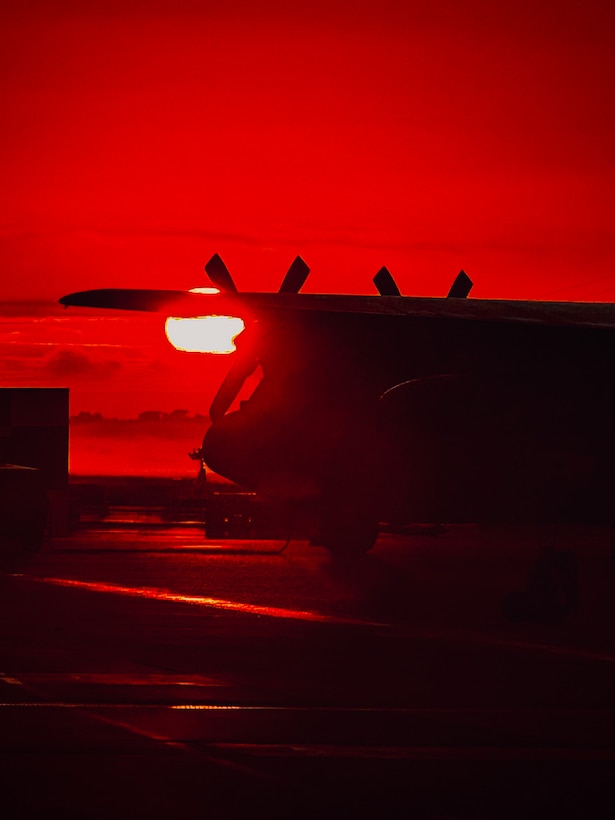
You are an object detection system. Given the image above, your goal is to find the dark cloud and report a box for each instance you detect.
[46,349,122,378]
[0,300,64,317]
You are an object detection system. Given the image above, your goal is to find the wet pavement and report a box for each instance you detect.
[1,525,614,818]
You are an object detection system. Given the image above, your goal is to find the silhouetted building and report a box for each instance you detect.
[0,388,69,535]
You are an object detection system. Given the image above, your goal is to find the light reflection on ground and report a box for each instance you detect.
[9,572,615,662]
[17,574,385,627]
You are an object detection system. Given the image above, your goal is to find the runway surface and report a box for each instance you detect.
[1,525,614,818]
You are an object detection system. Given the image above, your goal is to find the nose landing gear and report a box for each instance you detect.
[503,546,579,623]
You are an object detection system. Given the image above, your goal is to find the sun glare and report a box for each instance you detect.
[164,315,245,354]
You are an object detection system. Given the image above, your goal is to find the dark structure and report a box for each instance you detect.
[0,388,69,538]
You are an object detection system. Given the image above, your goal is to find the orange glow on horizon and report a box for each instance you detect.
[164,315,245,354]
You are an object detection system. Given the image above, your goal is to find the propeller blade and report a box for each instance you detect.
[204,254,238,292]
[209,257,309,423]
[447,270,473,298]
[209,353,258,423]
[373,266,401,296]
[209,328,258,423]
[278,256,310,294]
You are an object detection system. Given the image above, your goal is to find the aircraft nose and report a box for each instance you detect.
[201,413,261,489]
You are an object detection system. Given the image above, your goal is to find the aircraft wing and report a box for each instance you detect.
[59,288,211,314]
[59,288,615,330]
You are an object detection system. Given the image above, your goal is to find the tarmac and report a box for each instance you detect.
[1,522,614,818]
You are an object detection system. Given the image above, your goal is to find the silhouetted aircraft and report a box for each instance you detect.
[61,255,615,555]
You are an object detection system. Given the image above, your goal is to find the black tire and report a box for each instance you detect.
[502,547,579,623]
[319,512,379,556]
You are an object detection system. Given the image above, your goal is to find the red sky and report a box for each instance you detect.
[1,0,615,429]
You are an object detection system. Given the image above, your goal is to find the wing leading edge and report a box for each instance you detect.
[59,287,615,330]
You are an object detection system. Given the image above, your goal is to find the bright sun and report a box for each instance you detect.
[164,315,245,354]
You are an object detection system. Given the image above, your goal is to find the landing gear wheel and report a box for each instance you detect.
[318,512,379,556]
[502,547,579,623]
